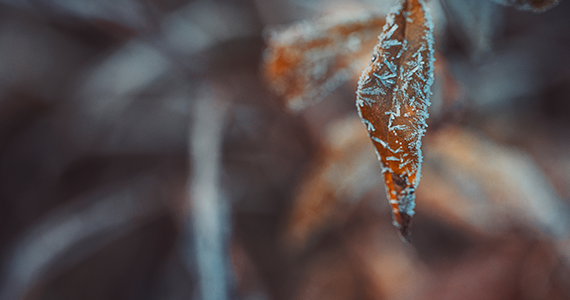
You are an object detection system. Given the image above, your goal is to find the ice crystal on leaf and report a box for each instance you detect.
[356,0,434,241]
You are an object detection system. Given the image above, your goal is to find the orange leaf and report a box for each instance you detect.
[263,13,385,111]
[356,0,435,241]
[283,116,383,252]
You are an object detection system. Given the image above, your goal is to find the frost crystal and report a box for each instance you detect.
[355,0,435,241]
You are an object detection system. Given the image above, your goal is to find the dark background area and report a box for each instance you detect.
[0,0,570,299]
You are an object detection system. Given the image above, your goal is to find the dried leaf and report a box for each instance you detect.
[488,0,562,12]
[262,12,385,111]
[283,117,383,252]
[420,127,570,240]
[356,0,435,241]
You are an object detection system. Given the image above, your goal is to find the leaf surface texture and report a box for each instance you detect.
[356,0,435,241]
[263,13,385,110]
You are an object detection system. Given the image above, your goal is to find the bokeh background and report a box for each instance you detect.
[0,0,570,299]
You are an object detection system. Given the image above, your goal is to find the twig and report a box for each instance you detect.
[188,84,231,300]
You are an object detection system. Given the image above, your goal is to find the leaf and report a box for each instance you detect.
[420,127,570,240]
[487,0,562,12]
[356,0,435,241]
[262,12,385,111]
[283,116,383,252]
[1,0,154,32]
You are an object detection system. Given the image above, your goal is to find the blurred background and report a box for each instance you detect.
[0,0,570,299]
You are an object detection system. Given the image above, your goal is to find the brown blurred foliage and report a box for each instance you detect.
[0,0,570,300]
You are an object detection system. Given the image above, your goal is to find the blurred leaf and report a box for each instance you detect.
[0,0,154,32]
[71,41,192,153]
[262,12,385,111]
[342,209,422,300]
[0,175,169,300]
[419,127,570,240]
[428,53,465,123]
[356,0,435,241]
[162,0,258,57]
[283,116,383,252]
[294,250,362,300]
[439,0,501,60]
[487,0,562,12]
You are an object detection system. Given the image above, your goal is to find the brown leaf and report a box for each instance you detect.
[488,0,562,12]
[283,116,383,252]
[420,127,570,240]
[262,12,385,111]
[356,0,435,241]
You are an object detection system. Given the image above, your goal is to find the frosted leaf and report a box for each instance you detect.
[262,12,385,111]
[487,0,562,12]
[356,0,435,241]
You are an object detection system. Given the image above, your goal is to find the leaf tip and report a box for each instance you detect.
[396,212,413,243]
